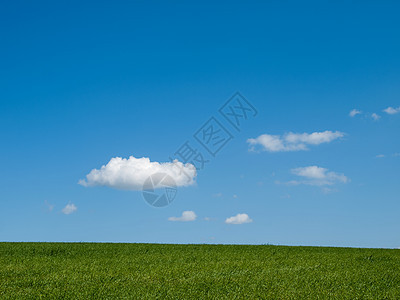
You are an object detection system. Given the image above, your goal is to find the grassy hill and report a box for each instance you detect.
[1,243,399,299]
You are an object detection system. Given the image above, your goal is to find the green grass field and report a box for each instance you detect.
[1,243,399,299]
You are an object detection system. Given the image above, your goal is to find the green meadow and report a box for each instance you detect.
[1,243,399,299]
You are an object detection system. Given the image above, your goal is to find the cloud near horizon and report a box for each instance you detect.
[225,213,253,224]
[168,211,197,222]
[289,166,349,186]
[247,131,344,152]
[79,156,196,190]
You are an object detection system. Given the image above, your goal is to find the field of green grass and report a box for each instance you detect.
[1,243,399,299]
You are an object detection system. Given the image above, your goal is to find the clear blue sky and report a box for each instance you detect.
[1,1,399,247]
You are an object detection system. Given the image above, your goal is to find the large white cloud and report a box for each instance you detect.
[225,213,253,225]
[290,166,348,186]
[247,131,344,152]
[168,211,197,222]
[383,106,400,115]
[79,156,196,190]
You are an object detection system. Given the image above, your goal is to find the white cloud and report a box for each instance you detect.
[371,113,381,121]
[168,211,197,222]
[292,166,327,179]
[376,154,385,158]
[383,106,400,115]
[225,213,253,225]
[284,131,345,145]
[247,131,344,152]
[62,203,77,215]
[290,166,348,186]
[349,109,362,117]
[248,134,297,152]
[79,156,196,190]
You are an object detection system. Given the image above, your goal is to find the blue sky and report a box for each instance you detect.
[1,1,399,247]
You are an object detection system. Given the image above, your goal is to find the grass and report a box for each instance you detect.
[0,243,399,299]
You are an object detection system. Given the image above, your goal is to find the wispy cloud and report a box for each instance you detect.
[322,187,338,194]
[247,131,344,152]
[43,200,54,212]
[376,153,400,158]
[79,156,196,190]
[62,203,77,215]
[212,192,223,198]
[288,166,348,186]
[383,106,400,115]
[371,113,381,121]
[349,109,362,117]
[225,213,253,225]
[168,211,197,222]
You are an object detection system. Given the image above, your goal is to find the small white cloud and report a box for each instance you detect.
[393,153,400,157]
[383,106,400,115]
[62,203,77,215]
[79,156,196,190]
[349,109,362,117]
[376,154,385,158]
[290,166,348,186]
[225,213,253,225]
[204,217,211,221]
[247,131,344,152]
[292,166,326,179]
[168,211,197,222]
[233,194,238,198]
[213,193,223,197]
[371,113,381,121]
